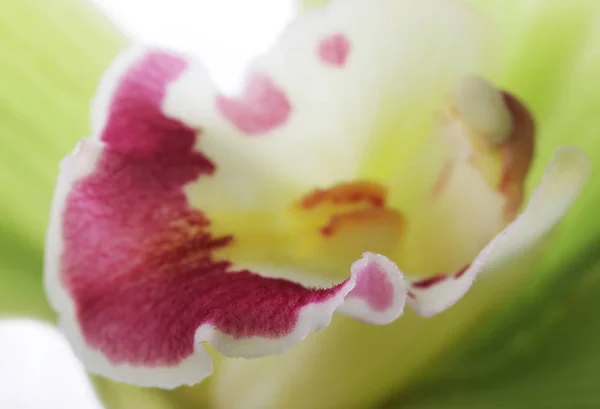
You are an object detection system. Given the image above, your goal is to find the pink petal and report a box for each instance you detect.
[45,47,406,388]
[339,253,407,324]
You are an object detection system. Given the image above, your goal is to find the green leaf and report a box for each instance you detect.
[0,227,49,319]
[385,246,600,408]
[0,0,127,317]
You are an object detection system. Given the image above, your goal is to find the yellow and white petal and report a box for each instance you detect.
[402,146,590,316]
[392,81,536,275]
[44,46,408,388]
[244,0,499,185]
[45,0,517,390]
[117,0,502,278]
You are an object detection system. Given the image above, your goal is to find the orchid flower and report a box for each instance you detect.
[43,0,591,400]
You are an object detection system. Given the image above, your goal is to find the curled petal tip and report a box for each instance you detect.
[339,252,407,325]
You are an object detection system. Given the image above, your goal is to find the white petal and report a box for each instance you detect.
[407,146,590,316]
[163,0,498,189]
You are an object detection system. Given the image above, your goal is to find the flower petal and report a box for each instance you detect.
[44,47,407,388]
[392,84,536,275]
[406,146,590,316]
[339,252,407,325]
[212,0,499,186]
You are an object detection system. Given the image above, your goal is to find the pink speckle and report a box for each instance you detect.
[454,264,471,279]
[318,33,350,67]
[350,261,395,311]
[216,73,291,134]
[411,274,448,290]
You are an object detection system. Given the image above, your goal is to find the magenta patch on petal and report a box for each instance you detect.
[339,253,406,325]
[454,264,471,279]
[216,73,291,134]
[407,264,481,317]
[411,274,448,289]
[99,52,195,156]
[318,33,350,67]
[350,260,395,311]
[59,50,348,368]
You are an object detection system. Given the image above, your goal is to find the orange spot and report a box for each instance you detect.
[320,208,403,237]
[296,181,403,248]
[300,181,386,209]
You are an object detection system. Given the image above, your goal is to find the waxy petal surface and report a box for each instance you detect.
[43,0,591,395]
[364,147,590,317]
[44,48,406,388]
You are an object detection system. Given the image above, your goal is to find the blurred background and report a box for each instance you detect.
[1,0,599,408]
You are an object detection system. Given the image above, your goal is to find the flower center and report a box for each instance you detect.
[210,77,534,281]
[291,181,405,273]
[283,77,535,278]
